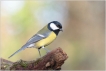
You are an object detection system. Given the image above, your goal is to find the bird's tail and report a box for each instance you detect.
[8,48,23,58]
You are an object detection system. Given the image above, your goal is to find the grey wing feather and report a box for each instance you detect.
[8,43,31,58]
[8,28,51,58]
[26,26,51,44]
[8,47,24,58]
[27,34,45,44]
[8,35,45,58]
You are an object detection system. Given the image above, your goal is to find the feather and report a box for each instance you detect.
[8,25,52,58]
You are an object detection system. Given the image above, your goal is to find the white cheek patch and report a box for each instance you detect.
[50,23,59,30]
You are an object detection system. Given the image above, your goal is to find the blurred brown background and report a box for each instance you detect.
[1,1,105,70]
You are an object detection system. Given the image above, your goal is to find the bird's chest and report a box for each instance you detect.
[35,32,56,48]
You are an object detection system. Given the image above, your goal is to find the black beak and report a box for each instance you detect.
[60,29,63,32]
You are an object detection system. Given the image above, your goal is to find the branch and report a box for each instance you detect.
[1,47,68,70]
[1,58,13,70]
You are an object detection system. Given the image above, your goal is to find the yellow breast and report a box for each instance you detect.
[35,32,56,48]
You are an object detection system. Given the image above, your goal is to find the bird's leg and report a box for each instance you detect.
[38,48,41,57]
[42,46,50,53]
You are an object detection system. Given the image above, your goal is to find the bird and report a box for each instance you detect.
[8,21,63,58]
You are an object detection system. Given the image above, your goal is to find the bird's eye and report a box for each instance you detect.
[50,23,59,30]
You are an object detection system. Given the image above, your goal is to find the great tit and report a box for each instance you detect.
[8,21,63,58]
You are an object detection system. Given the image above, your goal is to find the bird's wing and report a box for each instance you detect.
[26,26,51,44]
[8,34,48,58]
[8,26,51,58]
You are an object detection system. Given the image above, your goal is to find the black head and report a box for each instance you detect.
[48,21,63,35]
